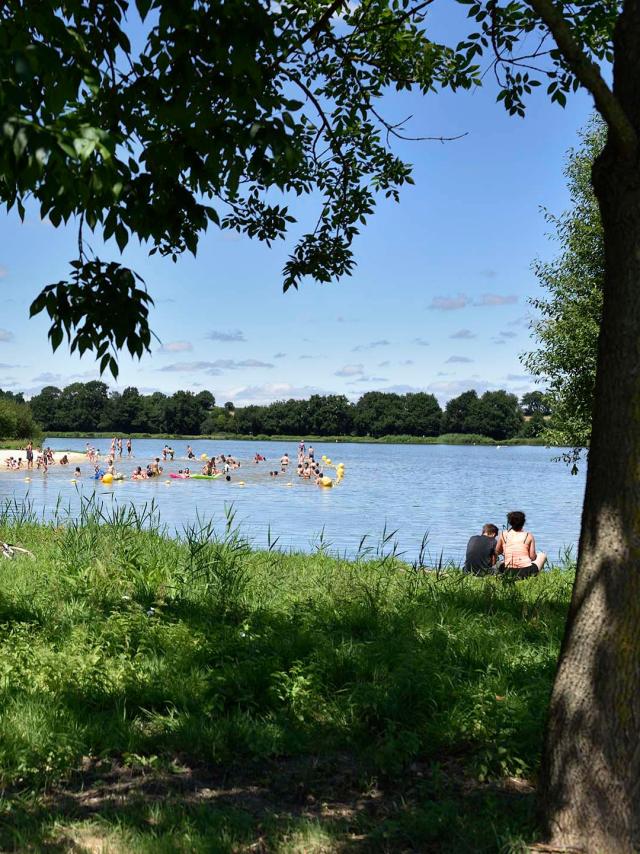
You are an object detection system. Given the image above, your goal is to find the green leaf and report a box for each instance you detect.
[115,224,129,252]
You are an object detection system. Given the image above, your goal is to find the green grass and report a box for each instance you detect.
[0,438,43,450]
[0,502,573,852]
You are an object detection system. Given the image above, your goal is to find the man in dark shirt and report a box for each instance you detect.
[464,523,499,575]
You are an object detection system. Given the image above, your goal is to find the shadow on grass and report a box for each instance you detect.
[2,754,536,853]
[0,547,569,852]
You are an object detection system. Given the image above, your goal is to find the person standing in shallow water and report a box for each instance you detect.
[495,510,547,579]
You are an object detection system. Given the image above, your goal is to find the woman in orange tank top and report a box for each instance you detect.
[495,510,547,579]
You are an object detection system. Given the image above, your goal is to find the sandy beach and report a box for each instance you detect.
[0,448,86,466]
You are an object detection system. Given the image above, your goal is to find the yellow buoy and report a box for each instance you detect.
[320,476,333,488]
[102,473,113,484]
[24,477,31,482]
[200,453,208,460]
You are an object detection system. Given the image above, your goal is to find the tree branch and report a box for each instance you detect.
[525,0,637,157]
[298,0,348,51]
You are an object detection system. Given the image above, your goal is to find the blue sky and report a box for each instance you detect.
[0,7,593,406]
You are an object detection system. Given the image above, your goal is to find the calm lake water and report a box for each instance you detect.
[0,438,586,564]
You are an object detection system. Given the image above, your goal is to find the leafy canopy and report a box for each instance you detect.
[0,1,620,374]
[524,120,604,466]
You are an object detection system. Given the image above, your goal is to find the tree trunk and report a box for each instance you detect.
[536,132,640,851]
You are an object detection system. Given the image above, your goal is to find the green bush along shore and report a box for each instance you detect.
[0,505,572,852]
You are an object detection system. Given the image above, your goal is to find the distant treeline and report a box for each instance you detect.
[15,382,551,442]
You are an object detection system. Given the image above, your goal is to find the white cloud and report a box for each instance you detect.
[32,372,63,383]
[348,375,388,384]
[499,331,517,339]
[413,337,430,346]
[69,370,102,380]
[352,339,391,352]
[428,291,517,312]
[335,363,365,377]
[446,355,474,364]
[274,352,287,359]
[0,266,8,278]
[0,329,14,342]
[380,384,426,394]
[426,378,497,403]
[206,329,246,342]
[158,341,193,353]
[159,358,273,375]
[450,329,476,340]
[474,293,518,306]
[429,294,468,311]
[222,382,330,406]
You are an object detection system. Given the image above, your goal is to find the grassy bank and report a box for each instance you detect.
[0,505,572,852]
[48,430,551,447]
[0,437,43,450]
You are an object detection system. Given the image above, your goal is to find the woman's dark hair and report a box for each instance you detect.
[507,510,526,531]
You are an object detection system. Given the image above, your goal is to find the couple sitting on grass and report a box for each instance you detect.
[465,510,547,579]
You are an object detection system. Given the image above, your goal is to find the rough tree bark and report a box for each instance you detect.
[537,6,640,851]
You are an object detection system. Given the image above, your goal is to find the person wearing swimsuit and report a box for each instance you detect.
[495,510,547,579]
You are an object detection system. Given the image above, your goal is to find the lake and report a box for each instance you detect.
[0,437,586,564]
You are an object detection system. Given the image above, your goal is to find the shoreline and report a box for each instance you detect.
[43,431,555,447]
[0,448,86,466]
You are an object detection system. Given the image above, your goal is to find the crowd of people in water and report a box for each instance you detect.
[10,437,339,488]
[464,511,547,579]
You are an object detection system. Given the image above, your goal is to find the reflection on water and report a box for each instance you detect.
[0,437,586,563]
